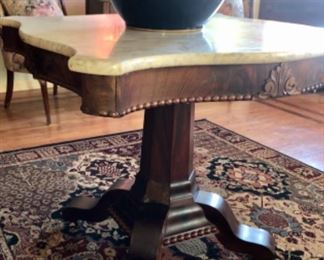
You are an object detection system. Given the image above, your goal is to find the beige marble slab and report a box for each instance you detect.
[1,14,324,76]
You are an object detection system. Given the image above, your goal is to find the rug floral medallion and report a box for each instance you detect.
[0,120,323,260]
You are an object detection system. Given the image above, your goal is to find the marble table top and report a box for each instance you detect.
[1,14,324,76]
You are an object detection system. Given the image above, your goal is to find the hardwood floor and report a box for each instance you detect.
[0,88,323,171]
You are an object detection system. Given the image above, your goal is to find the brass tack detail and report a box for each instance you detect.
[96,78,324,118]
[114,81,323,117]
[301,82,323,93]
[163,239,170,245]
[198,230,204,236]
[177,235,184,241]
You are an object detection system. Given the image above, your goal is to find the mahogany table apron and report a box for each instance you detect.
[1,15,324,260]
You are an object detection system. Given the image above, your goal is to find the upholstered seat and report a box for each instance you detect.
[0,0,67,124]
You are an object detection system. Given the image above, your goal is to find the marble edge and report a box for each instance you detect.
[1,16,324,77]
[0,16,21,28]
[0,16,76,57]
[68,52,324,76]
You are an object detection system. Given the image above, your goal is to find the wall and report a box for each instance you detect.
[258,0,324,27]
[0,0,85,93]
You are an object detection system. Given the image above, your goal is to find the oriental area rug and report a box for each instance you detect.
[0,120,323,260]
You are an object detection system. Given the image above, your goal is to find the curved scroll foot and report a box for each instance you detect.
[61,178,136,226]
[195,190,275,260]
[129,203,169,260]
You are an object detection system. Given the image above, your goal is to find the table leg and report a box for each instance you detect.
[62,103,275,259]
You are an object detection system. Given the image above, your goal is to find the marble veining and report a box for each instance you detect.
[1,14,324,76]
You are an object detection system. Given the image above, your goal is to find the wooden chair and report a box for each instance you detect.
[0,0,67,124]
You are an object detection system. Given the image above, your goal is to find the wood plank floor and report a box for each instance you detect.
[0,88,323,171]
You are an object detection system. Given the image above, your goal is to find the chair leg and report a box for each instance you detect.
[39,80,51,125]
[53,84,58,96]
[4,70,14,108]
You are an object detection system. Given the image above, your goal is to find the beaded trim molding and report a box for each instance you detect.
[301,82,323,93]
[109,208,218,245]
[104,94,254,117]
[163,225,218,246]
[103,80,323,117]
[120,94,254,116]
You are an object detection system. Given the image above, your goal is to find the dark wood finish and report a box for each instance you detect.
[24,44,80,95]
[58,0,67,16]
[130,104,199,259]
[196,190,274,259]
[2,21,324,260]
[39,80,51,125]
[62,104,275,259]
[4,70,13,108]
[53,84,58,96]
[3,65,53,125]
[259,0,324,27]
[129,104,274,259]
[78,57,324,117]
[1,27,24,54]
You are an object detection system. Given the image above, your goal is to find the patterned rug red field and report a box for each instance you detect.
[0,119,323,260]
